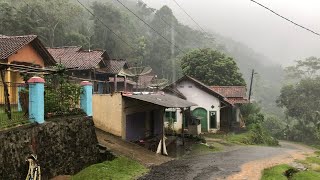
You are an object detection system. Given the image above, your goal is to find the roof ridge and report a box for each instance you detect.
[210,86,246,87]
[0,34,37,38]
[47,46,81,49]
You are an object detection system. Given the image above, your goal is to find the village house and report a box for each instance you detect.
[47,46,131,93]
[163,75,248,134]
[0,35,56,104]
[92,92,196,148]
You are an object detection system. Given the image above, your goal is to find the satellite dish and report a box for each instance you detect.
[149,78,168,88]
[118,66,152,77]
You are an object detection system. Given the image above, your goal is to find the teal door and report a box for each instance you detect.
[192,108,208,132]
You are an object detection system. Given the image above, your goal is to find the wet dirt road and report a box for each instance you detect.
[139,141,315,180]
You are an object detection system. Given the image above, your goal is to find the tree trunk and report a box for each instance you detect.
[0,69,11,120]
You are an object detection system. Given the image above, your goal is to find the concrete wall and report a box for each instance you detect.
[8,43,45,67]
[123,97,164,140]
[176,80,221,132]
[93,93,124,137]
[164,108,183,133]
[0,116,101,179]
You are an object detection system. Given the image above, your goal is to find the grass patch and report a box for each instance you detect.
[203,133,227,139]
[203,124,279,147]
[261,164,293,180]
[298,156,320,172]
[0,112,29,130]
[314,151,320,156]
[311,144,320,150]
[72,157,148,180]
[291,171,320,179]
[225,129,279,146]
[190,143,221,155]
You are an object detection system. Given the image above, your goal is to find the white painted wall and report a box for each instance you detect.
[164,108,183,133]
[166,80,222,132]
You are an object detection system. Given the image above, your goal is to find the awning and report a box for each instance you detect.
[123,93,197,108]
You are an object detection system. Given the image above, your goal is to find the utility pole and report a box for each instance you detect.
[248,69,255,102]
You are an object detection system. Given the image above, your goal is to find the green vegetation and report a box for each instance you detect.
[72,157,148,180]
[0,111,29,129]
[0,0,284,116]
[180,48,246,86]
[261,164,292,180]
[276,57,320,143]
[292,171,320,179]
[226,128,278,146]
[190,143,222,155]
[298,155,320,172]
[263,151,320,180]
[227,103,280,146]
[44,65,83,117]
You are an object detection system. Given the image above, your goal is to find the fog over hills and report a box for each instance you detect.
[143,0,320,66]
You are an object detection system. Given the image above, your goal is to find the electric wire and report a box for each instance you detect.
[76,0,137,50]
[171,0,207,35]
[114,0,185,54]
[250,0,320,37]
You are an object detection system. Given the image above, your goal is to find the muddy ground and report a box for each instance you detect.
[139,141,315,180]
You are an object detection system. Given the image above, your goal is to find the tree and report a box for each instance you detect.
[277,77,320,141]
[285,56,320,80]
[180,48,246,86]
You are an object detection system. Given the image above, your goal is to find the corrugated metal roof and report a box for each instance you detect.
[123,93,197,108]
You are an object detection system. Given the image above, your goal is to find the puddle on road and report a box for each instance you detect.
[166,136,195,158]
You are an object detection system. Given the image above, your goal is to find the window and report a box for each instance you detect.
[209,111,217,129]
[179,85,184,88]
[165,111,177,122]
[188,85,193,88]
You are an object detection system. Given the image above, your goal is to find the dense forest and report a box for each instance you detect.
[0,0,284,116]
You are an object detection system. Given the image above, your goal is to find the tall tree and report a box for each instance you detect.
[277,77,320,141]
[180,48,246,86]
[285,56,320,80]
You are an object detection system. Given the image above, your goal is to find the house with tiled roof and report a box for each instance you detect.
[163,75,248,134]
[0,35,55,103]
[210,86,248,105]
[47,47,130,93]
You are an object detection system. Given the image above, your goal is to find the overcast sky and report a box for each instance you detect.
[142,0,320,65]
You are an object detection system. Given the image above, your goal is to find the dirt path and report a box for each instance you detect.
[96,128,172,167]
[227,141,315,180]
[139,141,316,180]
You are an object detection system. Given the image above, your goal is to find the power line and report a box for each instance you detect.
[76,0,137,50]
[153,10,185,40]
[114,0,185,54]
[250,0,320,37]
[171,0,207,35]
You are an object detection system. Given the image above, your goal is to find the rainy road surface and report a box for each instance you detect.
[139,141,315,180]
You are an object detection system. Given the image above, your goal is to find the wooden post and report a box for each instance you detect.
[181,108,185,146]
[114,74,118,92]
[124,76,127,92]
[0,68,11,120]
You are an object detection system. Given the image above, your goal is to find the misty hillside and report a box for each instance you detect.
[0,0,283,115]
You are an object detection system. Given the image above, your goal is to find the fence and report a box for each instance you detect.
[0,76,92,130]
[0,81,28,129]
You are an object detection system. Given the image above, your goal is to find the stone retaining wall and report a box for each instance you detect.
[0,116,100,179]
